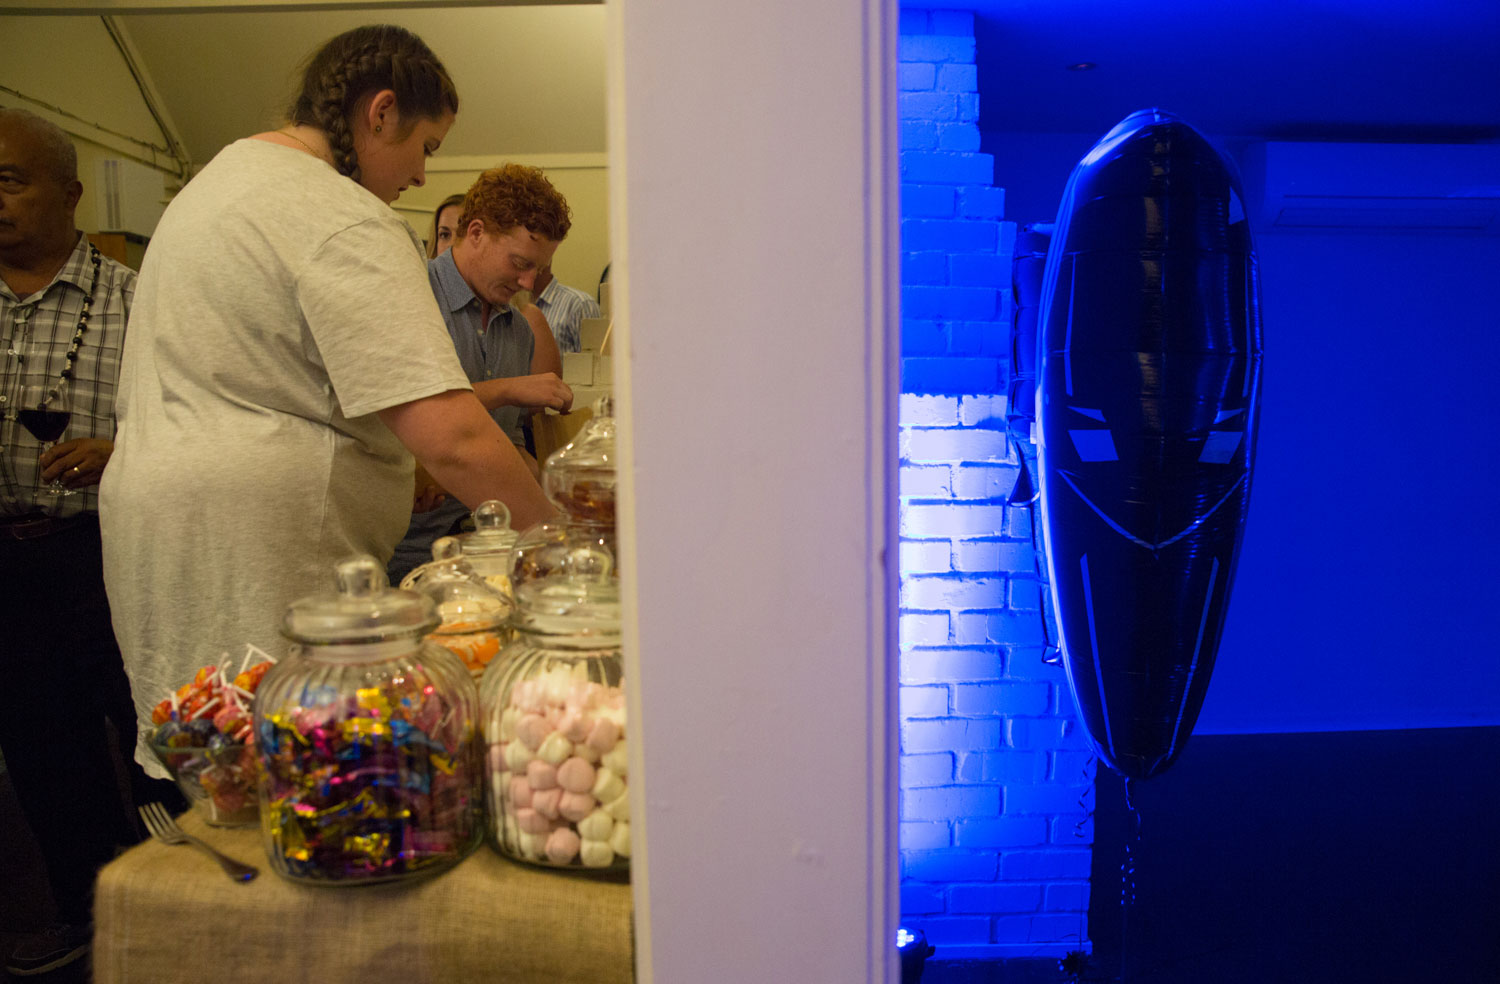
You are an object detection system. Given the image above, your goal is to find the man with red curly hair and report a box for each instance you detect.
[390,163,575,582]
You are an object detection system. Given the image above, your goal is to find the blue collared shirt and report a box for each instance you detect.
[428,249,534,445]
[535,276,602,354]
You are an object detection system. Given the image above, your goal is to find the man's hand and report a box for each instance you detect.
[40,438,112,488]
[475,373,574,413]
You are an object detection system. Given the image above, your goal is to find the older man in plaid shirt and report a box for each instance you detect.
[1,107,173,977]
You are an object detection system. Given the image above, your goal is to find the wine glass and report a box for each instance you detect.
[17,381,77,498]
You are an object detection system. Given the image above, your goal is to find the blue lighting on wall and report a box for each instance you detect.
[897,7,1093,961]
[899,0,1500,961]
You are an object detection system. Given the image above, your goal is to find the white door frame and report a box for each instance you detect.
[607,0,899,978]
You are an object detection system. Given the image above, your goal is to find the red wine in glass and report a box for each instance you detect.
[16,384,78,497]
[17,408,71,443]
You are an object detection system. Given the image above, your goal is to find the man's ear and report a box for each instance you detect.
[63,180,83,213]
[465,218,487,242]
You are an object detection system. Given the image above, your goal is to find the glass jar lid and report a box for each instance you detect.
[456,500,520,560]
[512,542,621,638]
[400,537,510,633]
[281,555,439,645]
[509,521,615,591]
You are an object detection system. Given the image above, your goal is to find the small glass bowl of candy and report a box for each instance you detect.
[150,727,259,827]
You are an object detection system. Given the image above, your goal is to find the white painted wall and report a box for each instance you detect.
[1,14,175,234]
[0,15,165,150]
[609,0,900,980]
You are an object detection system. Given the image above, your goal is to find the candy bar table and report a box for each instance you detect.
[93,811,634,983]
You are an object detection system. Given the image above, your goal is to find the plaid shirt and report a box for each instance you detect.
[1,234,133,518]
[535,276,602,354]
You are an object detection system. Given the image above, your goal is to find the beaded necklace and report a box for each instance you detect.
[4,242,101,406]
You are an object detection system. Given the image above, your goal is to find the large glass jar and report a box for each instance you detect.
[401,536,514,679]
[543,396,616,534]
[479,550,628,872]
[511,397,618,589]
[254,556,482,885]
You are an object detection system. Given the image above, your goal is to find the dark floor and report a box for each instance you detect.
[921,727,1500,984]
[1,764,87,984]
[1084,726,1500,984]
[923,957,1060,982]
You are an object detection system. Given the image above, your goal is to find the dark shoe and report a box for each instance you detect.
[5,922,92,976]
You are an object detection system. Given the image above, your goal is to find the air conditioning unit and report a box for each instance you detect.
[95,158,168,239]
[1240,142,1500,234]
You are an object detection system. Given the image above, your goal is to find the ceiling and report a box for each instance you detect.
[114,5,607,168]
[934,0,1500,143]
[12,1,1496,179]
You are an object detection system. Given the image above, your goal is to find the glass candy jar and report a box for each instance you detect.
[543,395,616,534]
[401,536,514,679]
[511,398,619,589]
[254,556,482,885]
[453,499,521,597]
[509,519,613,589]
[479,547,628,872]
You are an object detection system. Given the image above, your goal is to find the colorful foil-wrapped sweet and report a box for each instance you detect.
[256,664,480,882]
[256,555,482,885]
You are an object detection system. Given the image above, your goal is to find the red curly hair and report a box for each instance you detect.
[458,163,572,241]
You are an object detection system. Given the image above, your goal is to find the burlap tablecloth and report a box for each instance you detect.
[93,811,633,983]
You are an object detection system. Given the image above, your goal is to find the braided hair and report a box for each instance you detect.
[288,25,459,182]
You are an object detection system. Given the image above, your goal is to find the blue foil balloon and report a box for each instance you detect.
[1036,109,1263,780]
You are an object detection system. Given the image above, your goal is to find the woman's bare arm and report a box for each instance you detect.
[378,388,555,531]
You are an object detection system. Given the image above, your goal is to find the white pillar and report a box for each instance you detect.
[608,0,900,980]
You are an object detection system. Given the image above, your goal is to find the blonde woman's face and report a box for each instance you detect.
[433,204,461,257]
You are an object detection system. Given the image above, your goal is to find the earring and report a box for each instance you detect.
[375,124,383,133]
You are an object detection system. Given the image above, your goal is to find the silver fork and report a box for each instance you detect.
[138,802,259,882]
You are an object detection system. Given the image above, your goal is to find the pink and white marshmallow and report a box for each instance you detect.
[557,757,596,794]
[526,758,558,790]
[607,821,631,859]
[545,827,582,865]
[559,791,596,823]
[590,767,625,804]
[536,732,574,765]
[579,839,614,868]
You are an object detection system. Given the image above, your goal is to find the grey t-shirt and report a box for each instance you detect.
[100,138,470,776]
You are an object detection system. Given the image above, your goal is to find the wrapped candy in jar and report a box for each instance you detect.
[479,543,628,872]
[401,536,514,678]
[254,556,482,884]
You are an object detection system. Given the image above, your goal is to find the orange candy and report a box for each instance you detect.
[234,661,272,692]
[434,632,501,673]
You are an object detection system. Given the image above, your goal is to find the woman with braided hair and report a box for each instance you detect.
[100,25,556,779]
